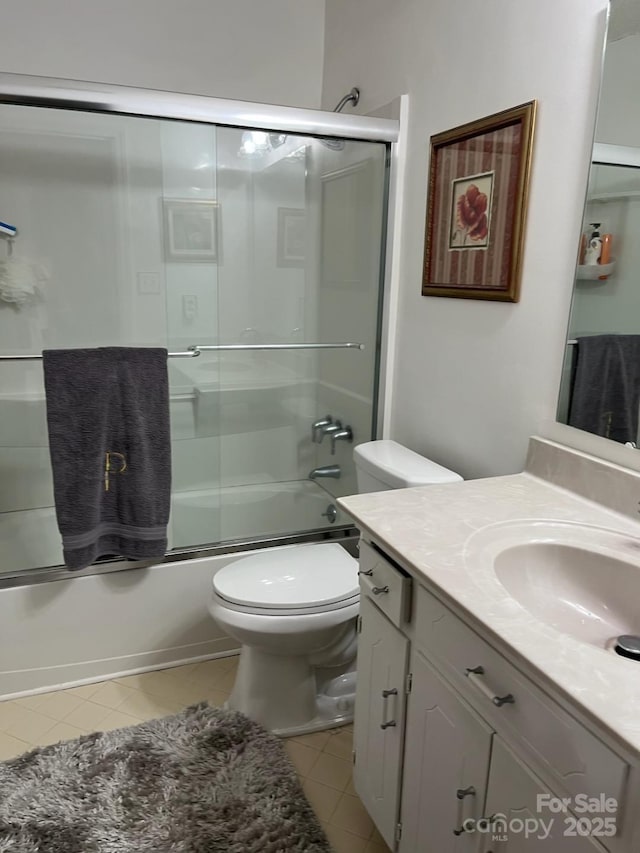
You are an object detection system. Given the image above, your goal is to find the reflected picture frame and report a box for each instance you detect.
[163,199,220,263]
[277,207,305,268]
[422,101,536,302]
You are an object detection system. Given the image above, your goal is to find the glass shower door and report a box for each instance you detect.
[0,98,388,575]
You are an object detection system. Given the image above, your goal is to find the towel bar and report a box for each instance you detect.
[0,342,365,361]
[0,350,200,361]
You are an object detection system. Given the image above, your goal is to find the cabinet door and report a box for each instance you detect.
[481,737,609,852]
[399,649,493,853]
[354,594,409,850]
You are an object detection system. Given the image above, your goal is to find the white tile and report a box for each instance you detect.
[87,681,137,711]
[13,694,48,711]
[99,710,144,732]
[0,701,23,729]
[0,732,30,760]
[63,701,111,732]
[307,752,352,791]
[204,689,229,708]
[4,707,56,744]
[324,729,353,761]
[331,793,375,839]
[33,691,86,721]
[302,779,342,821]
[292,730,332,751]
[285,740,320,777]
[63,683,102,700]
[37,722,88,747]
[116,691,176,722]
[321,822,368,853]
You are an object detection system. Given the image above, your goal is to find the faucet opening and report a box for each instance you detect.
[308,465,341,480]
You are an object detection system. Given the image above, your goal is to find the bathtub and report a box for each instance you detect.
[0,480,346,575]
[0,481,354,699]
[171,480,344,549]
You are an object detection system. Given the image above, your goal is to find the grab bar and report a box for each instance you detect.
[0,342,364,361]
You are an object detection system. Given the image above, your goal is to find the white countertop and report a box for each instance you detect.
[339,471,640,759]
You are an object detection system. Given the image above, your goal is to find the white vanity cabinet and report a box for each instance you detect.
[482,738,610,852]
[398,648,492,851]
[353,538,625,853]
[353,579,409,848]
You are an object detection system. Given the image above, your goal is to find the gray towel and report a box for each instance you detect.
[43,347,171,570]
[568,334,640,444]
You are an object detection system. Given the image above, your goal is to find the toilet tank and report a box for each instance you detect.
[353,440,462,493]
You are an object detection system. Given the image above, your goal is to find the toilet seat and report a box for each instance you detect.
[213,543,359,615]
[212,589,359,618]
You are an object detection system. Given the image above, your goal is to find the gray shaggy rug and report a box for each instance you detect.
[0,702,331,852]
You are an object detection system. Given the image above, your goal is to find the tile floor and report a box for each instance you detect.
[0,656,390,853]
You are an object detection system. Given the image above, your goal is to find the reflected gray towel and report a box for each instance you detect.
[568,334,640,444]
[43,347,171,570]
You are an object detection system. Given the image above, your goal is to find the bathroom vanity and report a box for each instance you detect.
[339,438,640,852]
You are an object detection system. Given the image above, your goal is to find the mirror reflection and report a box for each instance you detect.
[558,1,640,445]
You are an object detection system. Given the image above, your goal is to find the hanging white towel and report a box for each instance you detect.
[0,256,48,306]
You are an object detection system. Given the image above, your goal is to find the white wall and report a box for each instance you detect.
[0,0,325,108]
[322,0,608,478]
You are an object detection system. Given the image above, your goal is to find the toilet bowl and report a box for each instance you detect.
[209,542,359,736]
[208,439,462,736]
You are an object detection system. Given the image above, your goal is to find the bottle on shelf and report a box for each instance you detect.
[584,223,602,265]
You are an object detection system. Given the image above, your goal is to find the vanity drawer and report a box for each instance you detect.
[358,540,412,628]
[414,584,628,807]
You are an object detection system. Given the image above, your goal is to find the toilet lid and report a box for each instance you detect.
[213,543,359,610]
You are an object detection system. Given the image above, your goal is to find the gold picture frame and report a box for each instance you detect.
[422,101,536,302]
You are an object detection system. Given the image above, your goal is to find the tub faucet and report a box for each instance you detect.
[309,465,341,480]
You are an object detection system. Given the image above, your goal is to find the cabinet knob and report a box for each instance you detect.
[358,569,373,576]
[382,688,398,698]
[380,720,396,730]
[372,585,389,595]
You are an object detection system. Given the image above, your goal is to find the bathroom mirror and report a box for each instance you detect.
[557,1,640,445]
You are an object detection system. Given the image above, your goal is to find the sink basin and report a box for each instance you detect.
[466,522,640,649]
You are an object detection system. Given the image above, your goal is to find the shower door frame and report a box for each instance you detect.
[0,74,397,141]
[0,73,399,587]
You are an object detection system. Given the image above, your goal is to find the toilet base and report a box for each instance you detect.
[271,694,354,738]
[226,645,356,736]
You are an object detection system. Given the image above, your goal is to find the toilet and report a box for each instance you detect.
[208,439,462,736]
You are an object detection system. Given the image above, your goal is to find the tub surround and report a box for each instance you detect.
[339,437,640,759]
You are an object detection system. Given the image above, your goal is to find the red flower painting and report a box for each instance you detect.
[456,184,488,242]
[448,173,493,249]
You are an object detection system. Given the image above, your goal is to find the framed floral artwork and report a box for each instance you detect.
[422,101,536,302]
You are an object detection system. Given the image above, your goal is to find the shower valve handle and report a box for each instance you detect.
[311,415,333,443]
[330,425,353,455]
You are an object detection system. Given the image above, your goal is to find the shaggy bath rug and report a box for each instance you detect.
[0,702,331,852]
